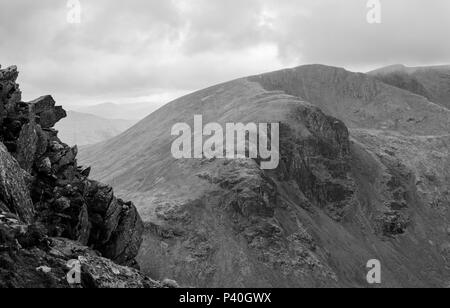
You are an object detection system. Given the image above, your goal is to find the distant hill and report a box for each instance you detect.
[369,64,450,109]
[55,111,136,146]
[80,64,450,288]
[74,102,166,121]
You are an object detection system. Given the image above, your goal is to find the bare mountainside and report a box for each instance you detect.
[80,65,450,288]
[55,111,136,146]
[75,102,165,121]
[369,64,450,110]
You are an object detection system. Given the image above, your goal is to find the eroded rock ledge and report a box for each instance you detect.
[0,65,160,288]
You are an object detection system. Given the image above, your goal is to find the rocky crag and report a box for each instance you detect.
[0,65,164,288]
[369,64,450,110]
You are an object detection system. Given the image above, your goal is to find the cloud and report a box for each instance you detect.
[0,0,449,106]
[269,0,450,68]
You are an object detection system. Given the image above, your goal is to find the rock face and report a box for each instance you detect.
[0,65,153,288]
[81,64,450,288]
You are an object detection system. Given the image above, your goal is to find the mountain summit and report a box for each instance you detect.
[80,64,450,287]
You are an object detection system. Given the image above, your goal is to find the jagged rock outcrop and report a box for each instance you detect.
[0,65,154,288]
[28,96,66,129]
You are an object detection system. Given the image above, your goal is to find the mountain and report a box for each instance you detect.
[0,65,166,288]
[250,65,450,135]
[55,111,136,146]
[80,64,450,287]
[74,102,165,121]
[369,64,450,109]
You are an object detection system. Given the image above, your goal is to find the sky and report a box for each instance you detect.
[1,0,450,108]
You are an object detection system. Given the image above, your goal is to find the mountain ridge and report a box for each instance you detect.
[80,64,450,287]
[368,64,450,109]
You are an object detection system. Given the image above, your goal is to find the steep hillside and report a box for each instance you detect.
[369,64,450,110]
[80,65,450,287]
[55,111,135,146]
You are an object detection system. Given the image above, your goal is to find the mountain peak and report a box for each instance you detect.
[80,64,450,287]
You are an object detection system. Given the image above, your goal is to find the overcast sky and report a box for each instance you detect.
[1,0,449,107]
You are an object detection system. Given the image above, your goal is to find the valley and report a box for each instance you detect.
[56,111,136,146]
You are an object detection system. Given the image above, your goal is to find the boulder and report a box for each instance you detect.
[37,157,52,175]
[28,96,66,128]
[0,143,34,223]
[78,255,162,288]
